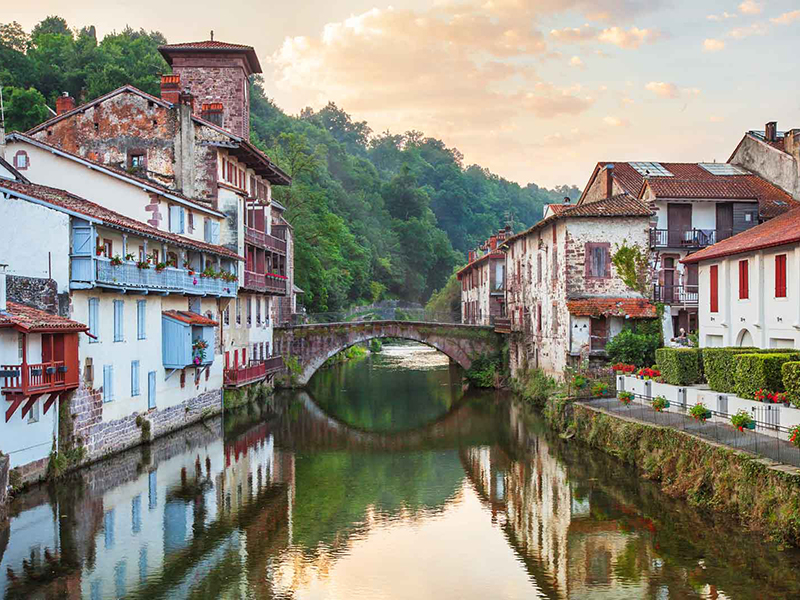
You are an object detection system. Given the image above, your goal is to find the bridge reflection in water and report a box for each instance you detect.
[3,347,800,598]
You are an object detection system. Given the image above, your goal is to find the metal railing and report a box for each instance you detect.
[93,258,237,297]
[650,228,720,248]
[1,361,67,395]
[223,356,283,387]
[653,284,699,306]
[585,392,800,468]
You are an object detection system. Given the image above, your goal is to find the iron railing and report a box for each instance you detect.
[92,258,237,297]
[653,284,699,306]
[650,228,721,248]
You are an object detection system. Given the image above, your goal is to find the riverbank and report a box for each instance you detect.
[544,397,800,546]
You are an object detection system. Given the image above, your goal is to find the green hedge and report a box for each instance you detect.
[655,347,703,385]
[734,353,799,399]
[782,362,800,407]
[703,347,787,393]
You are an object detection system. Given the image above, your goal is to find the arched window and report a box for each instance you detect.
[13,150,29,170]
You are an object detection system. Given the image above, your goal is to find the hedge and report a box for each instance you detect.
[783,362,800,408]
[733,353,799,400]
[703,347,789,393]
[655,347,703,385]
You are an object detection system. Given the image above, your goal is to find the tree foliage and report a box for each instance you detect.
[0,16,581,313]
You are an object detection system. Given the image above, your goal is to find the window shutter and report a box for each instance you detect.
[739,260,749,299]
[113,300,124,342]
[89,298,99,341]
[179,208,185,233]
[204,219,211,243]
[776,255,787,298]
[211,221,220,245]
[137,300,146,340]
[103,365,114,402]
[131,360,140,396]
[710,265,719,313]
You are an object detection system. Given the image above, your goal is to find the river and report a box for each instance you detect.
[2,342,800,599]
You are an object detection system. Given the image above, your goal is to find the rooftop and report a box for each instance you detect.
[158,39,262,74]
[682,206,800,264]
[162,310,219,327]
[0,302,88,333]
[0,179,242,260]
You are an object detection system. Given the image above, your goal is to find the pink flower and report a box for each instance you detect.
[193,278,198,285]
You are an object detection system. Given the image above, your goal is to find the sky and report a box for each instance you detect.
[5,0,800,188]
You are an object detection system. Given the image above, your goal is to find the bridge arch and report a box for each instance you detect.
[274,321,501,387]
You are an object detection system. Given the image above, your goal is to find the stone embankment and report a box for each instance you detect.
[0,453,9,526]
[544,397,800,546]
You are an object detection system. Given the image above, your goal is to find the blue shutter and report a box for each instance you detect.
[148,371,156,409]
[179,207,185,233]
[113,300,124,342]
[103,364,114,402]
[137,300,146,340]
[131,360,140,396]
[211,221,220,245]
[89,298,99,343]
[204,219,211,243]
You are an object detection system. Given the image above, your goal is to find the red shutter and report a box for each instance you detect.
[776,254,787,298]
[738,260,749,299]
[710,265,719,313]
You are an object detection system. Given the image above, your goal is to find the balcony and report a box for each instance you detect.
[494,317,511,334]
[650,228,721,249]
[74,258,237,298]
[223,356,284,388]
[245,227,287,254]
[653,284,699,306]
[243,270,287,295]
[1,361,70,397]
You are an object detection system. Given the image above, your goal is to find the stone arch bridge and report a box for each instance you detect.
[274,320,502,387]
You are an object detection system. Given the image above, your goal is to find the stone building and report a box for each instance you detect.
[683,206,800,349]
[729,121,800,200]
[457,227,510,325]
[577,161,796,339]
[501,194,654,377]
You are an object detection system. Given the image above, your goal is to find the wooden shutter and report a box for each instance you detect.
[710,265,719,313]
[137,300,146,340]
[738,260,749,299]
[113,300,124,341]
[131,360,140,396]
[103,364,114,402]
[179,207,185,233]
[89,298,99,341]
[211,221,220,245]
[776,254,787,298]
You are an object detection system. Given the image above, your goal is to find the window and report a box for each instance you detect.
[552,302,558,335]
[169,206,185,234]
[103,239,113,258]
[89,298,99,342]
[27,398,39,424]
[104,509,115,549]
[256,297,261,326]
[224,305,230,325]
[17,333,23,362]
[131,360,141,396]
[137,300,146,340]
[537,304,542,333]
[13,150,29,170]
[738,259,749,300]
[586,243,610,278]
[236,298,241,325]
[103,364,115,402]
[710,264,719,313]
[188,212,194,233]
[129,152,146,171]
[113,300,124,342]
[204,219,220,244]
[776,254,787,298]
[247,298,252,328]
[537,254,542,284]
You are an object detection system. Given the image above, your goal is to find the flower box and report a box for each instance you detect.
[744,421,756,430]
[45,366,57,375]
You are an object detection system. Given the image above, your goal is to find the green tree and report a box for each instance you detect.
[2,86,50,132]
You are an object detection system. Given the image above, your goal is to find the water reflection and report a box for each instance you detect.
[2,343,800,599]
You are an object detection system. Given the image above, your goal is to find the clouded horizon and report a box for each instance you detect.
[5,0,800,188]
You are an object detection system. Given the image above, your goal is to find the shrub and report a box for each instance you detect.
[514,368,559,407]
[790,424,800,449]
[703,348,796,393]
[466,354,502,388]
[655,347,703,386]
[782,362,800,407]
[605,328,660,367]
[591,381,610,397]
[734,353,799,400]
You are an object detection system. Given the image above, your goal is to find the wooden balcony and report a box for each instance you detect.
[245,226,287,254]
[653,284,699,306]
[243,270,287,295]
[650,228,721,249]
[494,317,511,334]
[1,361,69,396]
[224,356,284,388]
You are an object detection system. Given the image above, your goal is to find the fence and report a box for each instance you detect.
[584,393,800,469]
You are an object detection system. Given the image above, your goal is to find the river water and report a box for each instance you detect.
[3,342,800,599]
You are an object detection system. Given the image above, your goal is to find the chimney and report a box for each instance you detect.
[0,264,7,314]
[563,196,571,205]
[605,164,615,198]
[765,121,777,142]
[160,74,181,104]
[784,129,800,156]
[178,89,195,112]
[55,92,75,115]
[490,236,497,250]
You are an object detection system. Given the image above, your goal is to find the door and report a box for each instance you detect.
[668,204,692,247]
[147,371,156,410]
[663,267,675,304]
[590,317,608,351]
[716,203,733,241]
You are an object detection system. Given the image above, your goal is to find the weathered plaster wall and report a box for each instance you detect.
[730,135,800,200]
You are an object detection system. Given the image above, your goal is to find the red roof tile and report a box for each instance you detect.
[0,302,88,332]
[682,206,800,264]
[162,310,218,327]
[0,180,242,261]
[566,298,657,319]
[158,40,262,73]
[457,252,504,276]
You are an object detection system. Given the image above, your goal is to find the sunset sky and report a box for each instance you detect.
[6,0,800,188]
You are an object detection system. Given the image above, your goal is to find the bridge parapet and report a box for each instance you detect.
[274,320,502,387]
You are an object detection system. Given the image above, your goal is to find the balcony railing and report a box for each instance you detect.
[224,356,284,388]
[494,317,511,334]
[653,284,699,306]
[245,227,287,254]
[1,361,69,396]
[650,228,722,249]
[82,258,237,297]
[243,270,287,295]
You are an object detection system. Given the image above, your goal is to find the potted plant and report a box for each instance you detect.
[136,260,151,270]
[125,253,135,261]
[689,403,712,422]
[731,410,755,432]
[110,255,123,266]
[155,262,167,273]
[96,246,103,256]
[618,390,634,405]
[790,424,800,448]
[192,338,209,365]
[573,374,587,389]
[591,381,610,397]
[651,395,669,412]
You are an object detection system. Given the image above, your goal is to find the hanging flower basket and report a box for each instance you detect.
[731,410,754,432]
[651,396,669,412]
[689,403,712,422]
[110,255,123,266]
[192,339,208,365]
[618,391,634,405]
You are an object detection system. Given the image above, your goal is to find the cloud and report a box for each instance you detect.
[727,22,768,38]
[739,0,762,15]
[703,38,725,52]
[603,116,629,127]
[549,25,598,42]
[569,55,585,68]
[597,26,661,49]
[771,10,800,24]
[645,81,680,98]
[709,115,725,123]
[707,11,737,21]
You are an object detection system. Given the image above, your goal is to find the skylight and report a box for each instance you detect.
[629,162,674,177]
[698,163,748,176]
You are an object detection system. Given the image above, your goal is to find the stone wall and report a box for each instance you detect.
[7,274,69,317]
[0,453,8,524]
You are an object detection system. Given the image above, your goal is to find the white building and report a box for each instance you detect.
[683,206,800,349]
[729,121,800,200]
